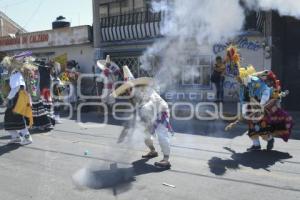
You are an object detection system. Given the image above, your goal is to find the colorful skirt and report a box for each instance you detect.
[32,100,54,129]
[247,116,271,138]
[247,108,293,142]
[267,108,293,142]
[4,107,28,130]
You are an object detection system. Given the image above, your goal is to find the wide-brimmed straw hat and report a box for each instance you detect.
[111,65,154,98]
[96,55,119,71]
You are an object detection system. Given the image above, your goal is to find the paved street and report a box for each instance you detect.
[0,108,300,200]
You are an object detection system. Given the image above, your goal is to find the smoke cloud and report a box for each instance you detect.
[140,0,300,92]
[243,0,300,18]
[140,0,245,91]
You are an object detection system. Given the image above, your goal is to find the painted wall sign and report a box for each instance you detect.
[0,26,91,51]
[213,37,262,54]
[0,33,49,46]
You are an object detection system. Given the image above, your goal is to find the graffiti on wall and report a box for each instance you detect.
[213,37,262,55]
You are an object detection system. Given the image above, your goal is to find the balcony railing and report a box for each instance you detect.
[100,11,163,42]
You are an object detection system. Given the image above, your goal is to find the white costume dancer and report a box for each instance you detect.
[112,66,173,168]
[96,55,121,104]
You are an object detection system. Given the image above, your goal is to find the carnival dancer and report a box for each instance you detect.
[29,60,55,130]
[62,60,80,111]
[51,61,64,123]
[96,55,122,104]
[258,71,293,145]
[225,54,293,151]
[224,45,241,77]
[1,55,36,144]
[0,66,7,105]
[4,71,33,145]
[111,65,173,168]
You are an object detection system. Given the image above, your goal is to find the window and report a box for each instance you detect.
[99,0,151,19]
[110,2,121,16]
[111,55,140,78]
[181,55,212,87]
[121,0,134,14]
[244,10,265,32]
[99,4,108,18]
[134,0,146,12]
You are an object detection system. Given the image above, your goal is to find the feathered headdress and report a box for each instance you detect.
[267,71,281,90]
[238,65,257,80]
[225,45,241,64]
[1,52,37,73]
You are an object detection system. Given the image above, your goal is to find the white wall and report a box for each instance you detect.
[31,45,95,73]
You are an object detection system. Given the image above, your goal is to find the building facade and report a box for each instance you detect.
[0,11,26,37]
[271,12,300,111]
[93,0,272,103]
[0,25,94,73]
[0,11,27,59]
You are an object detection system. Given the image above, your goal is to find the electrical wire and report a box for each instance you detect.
[22,0,44,29]
[1,0,31,8]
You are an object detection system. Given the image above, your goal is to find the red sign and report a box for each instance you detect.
[0,37,20,46]
[0,33,49,46]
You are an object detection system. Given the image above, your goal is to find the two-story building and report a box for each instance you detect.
[0,11,26,37]
[0,10,26,60]
[271,13,300,111]
[0,25,94,73]
[92,0,273,104]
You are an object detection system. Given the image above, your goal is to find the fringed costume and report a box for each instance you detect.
[225,47,293,151]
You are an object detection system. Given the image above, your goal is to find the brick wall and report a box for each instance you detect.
[1,18,21,36]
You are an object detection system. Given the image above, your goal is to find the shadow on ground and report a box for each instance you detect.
[0,143,21,156]
[72,158,167,195]
[71,110,246,139]
[208,147,293,176]
[0,127,52,140]
[1,104,298,140]
[76,110,300,140]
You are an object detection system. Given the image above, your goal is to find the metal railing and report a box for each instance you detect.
[100,11,163,42]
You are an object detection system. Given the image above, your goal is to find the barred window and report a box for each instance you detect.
[244,11,265,33]
[134,0,147,12]
[99,4,108,18]
[181,55,212,87]
[121,0,133,14]
[110,2,121,16]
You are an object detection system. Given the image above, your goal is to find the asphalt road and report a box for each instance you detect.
[0,109,300,200]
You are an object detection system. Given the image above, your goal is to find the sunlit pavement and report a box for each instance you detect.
[0,108,300,200]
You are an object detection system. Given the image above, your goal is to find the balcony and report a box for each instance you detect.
[100,11,163,43]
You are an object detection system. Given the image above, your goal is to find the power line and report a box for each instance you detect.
[23,0,44,29]
[0,0,32,14]
[2,0,31,8]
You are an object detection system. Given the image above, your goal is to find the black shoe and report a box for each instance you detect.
[247,145,261,151]
[142,151,158,159]
[267,138,274,151]
[154,160,171,169]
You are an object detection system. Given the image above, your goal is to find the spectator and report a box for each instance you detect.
[211,56,226,103]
